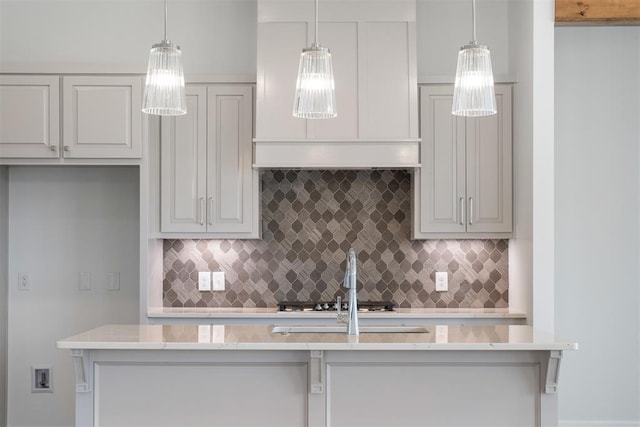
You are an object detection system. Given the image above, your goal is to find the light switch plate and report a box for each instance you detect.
[435,272,448,292]
[198,272,211,291]
[79,272,91,291]
[107,272,120,291]
[212,271,225,291]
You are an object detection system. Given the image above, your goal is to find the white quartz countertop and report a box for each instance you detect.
[57,324,577,351]
[147,307,526,320]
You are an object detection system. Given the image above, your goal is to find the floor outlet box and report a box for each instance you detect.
[212,271,225,291]
[435,272,448,292]
[32,366,53,393]
[198,272,211,291]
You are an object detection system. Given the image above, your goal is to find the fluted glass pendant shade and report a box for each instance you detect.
[293,44,337,119]
[452,43,496,117]
[142,41,186,116]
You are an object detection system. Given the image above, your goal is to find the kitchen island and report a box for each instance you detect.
[58,324,576,427]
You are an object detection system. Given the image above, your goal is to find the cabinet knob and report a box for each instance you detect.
[63,146,70,152]
[50,145,57,152]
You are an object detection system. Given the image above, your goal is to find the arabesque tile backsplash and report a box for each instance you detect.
[163,170,508,308]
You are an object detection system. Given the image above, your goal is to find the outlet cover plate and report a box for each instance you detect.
[212,271,225,291]
[31,365,53,393]
[435,272,448,292]
[198,272,211,291]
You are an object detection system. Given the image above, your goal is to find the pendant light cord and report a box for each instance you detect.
[471,0,477,43]
[314,0,319,45]
[163,0,168,41]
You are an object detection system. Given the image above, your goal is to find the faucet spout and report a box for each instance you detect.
[342,248,359,335]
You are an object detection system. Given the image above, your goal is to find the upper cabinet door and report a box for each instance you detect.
[0,75,60,158]
[62,76,142,158]
[413,84,512,239]
[207,86,254,233]
[256,0,418,142]
[161,86,208,233]
[416,85,466,234]
[466,85,513,233]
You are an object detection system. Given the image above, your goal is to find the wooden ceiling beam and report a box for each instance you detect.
[556,0,640,24]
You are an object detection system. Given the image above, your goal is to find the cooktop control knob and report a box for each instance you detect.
[314,304,323,311]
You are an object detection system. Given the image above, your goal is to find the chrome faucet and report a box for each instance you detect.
[342,248,359,335]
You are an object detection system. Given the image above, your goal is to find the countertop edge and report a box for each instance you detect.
[57,342,578,351]
[147,309,527,319]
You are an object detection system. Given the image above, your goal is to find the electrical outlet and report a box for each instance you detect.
[212,271,225,291]
[18,272,31,291]
[78,272,91,291]
[31,365,53,393]
[198,272,211,291]
[435,272,448,292]
[435,325,449,344]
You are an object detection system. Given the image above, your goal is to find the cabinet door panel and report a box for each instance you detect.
[207,86,254,233]
[256,22,308,140]
[63,76,142,158]
[417,85,465,234]
[310,21,359,140]
[0,75,60,158]
[466,85,512,233]
[161,86,207,233]
[361,21,415,139]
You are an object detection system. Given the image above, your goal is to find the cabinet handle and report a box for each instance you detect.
[208,197,214,226]
[50,145,57,152]
[469,197,474,225]
[63,146,70,152]
[199,197,205,226]
[460,197,465,225]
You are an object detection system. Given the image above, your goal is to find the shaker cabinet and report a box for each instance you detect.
[0,75,60,158]
[0,74,142,160]
[256,0,419,142]
[62,76,142,158]
[413,84,512,239]
[160,85,259,238]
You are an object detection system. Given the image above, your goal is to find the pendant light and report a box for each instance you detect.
[292,0,337,119]
[451,0,496,117]
[142,0,186,116]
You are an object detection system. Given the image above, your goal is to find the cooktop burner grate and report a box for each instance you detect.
[277,301,395,312]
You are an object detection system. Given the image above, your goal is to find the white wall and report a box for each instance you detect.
[7,166,140,427]
[0,166,8,426]
[0,0,257,75]
[555,27,640,426]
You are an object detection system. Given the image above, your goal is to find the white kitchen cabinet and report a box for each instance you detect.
[413,84,512,239]
[0,75,142,160]
[0,75,60,158]
[160,85,259,238]
[62,76,142,158]
[256,0,418,142]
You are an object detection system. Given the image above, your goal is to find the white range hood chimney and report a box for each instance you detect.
[254,0,420,169]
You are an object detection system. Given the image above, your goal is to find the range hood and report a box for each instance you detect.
[254,0,420,169]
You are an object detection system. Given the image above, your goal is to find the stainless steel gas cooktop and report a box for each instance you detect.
[277,301,395,313]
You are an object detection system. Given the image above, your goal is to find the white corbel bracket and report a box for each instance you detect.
[309,350,324,394]
[544,350,563,394]
[70,349,92,393]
